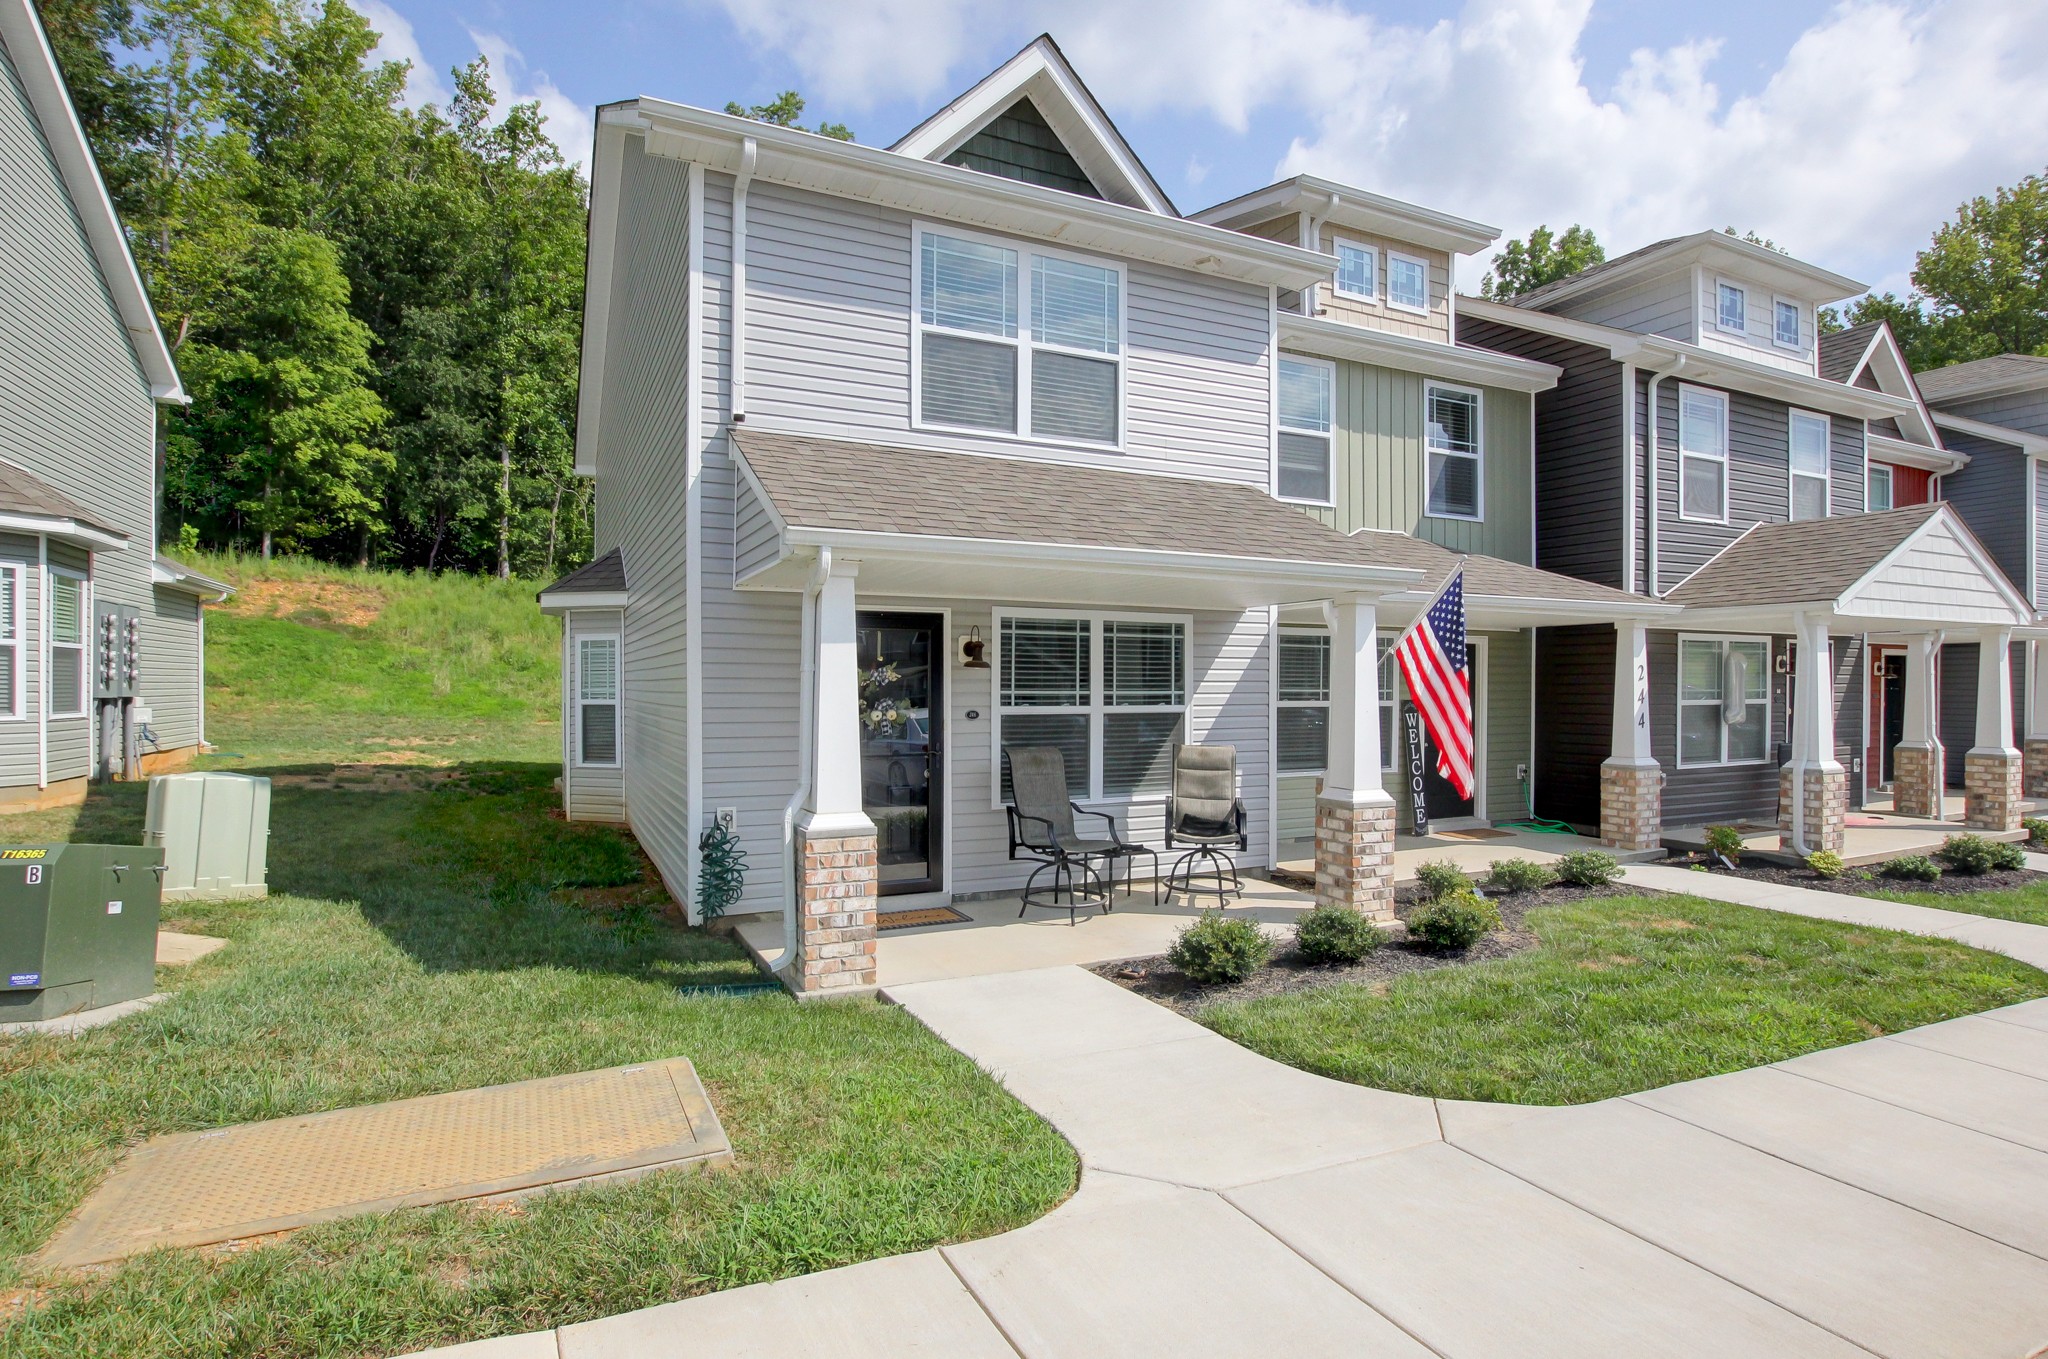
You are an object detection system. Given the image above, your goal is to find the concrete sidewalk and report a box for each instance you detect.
[416,886,2048,1359]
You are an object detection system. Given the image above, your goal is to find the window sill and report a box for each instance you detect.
[910,416,1125,456]
[1387,300,1430,316]
[1426,509,1484,524]
[1275,493,1335,509]
[1676,511,1731,526]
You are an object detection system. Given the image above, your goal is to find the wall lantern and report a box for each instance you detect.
[959,627,991,669]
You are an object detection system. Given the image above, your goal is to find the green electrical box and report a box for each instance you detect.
[0,844,165,1024]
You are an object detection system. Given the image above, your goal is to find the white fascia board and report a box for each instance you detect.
[623,101,1332,290]
[151,558,233,598]
[1867,432,1966,475]
[1509,232,1866,311]
[1192,175,1499,256]
[538,589,631,615]
[1932,409,2048,457]
[0,512,124,551]
[1837,506,2035,622]
[1851,325,1942,445]
[573,119,634,476]
[1279,314,1560,392]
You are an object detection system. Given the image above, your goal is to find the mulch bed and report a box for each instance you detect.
[1670,854,2045,899]
[1095,880,1636,1017]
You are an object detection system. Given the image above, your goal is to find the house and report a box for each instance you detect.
[0,0,226,814]
[1458,233,2036,851]
[545,34,1657,995]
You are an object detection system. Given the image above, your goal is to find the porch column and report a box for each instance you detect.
[794,558,878,995]
[1600,620,1662,852]
[1316,593,1396,922]
[1780,616,1845,855]
[1965,626,2022,832]
[1892,633,1944,820]
[2025,641,2048,797]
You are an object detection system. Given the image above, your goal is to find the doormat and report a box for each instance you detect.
[877,905,973,931]
[1435,828,1513,841]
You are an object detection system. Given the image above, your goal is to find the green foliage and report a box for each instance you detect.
[1553,851,1623,887]
[1937,834,2027,876]
[1703,824,1746,861]
[696,820,749,922]
[724,89,852,141]
[1723,225,1787,254]
[1293,904,1385,965]
[1884,854,1943,883]
[1168,912,1272,985]
[1806,850,1846,879]
[1407,889,1501,950]
[2023,817,2048,847]
[1413,858,1473,901]
[1487,857,1553,894]
[1479,224,1604,299]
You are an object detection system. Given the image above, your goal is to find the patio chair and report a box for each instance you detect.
[1004,746,1158,924]
[1164,744,1249,908]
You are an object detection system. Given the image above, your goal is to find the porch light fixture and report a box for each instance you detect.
[960,627,991,669]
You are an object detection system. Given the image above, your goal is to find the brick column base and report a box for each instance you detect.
[794,825,878,994]
[1964,750,2024,833]
[1315,795,1396,923]
[2024,739,2048,799]
[1599,760,1663,852]
[1891,743,1943,819]
[1778,765,1847,854]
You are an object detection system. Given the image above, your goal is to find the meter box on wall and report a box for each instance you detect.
[144,773,271,902]
[0,844,165,1024]
[96,603,141,700]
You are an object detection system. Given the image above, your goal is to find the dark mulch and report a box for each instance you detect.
[1095,880,1636,1017]
[1668,853,2045,899]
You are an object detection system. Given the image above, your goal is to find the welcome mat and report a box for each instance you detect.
[877,905,973,931]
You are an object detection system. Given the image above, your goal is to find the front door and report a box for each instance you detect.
[856,612,944,897]
[1420,637,1480,823]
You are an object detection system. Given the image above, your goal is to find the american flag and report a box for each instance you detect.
[1392,565,1474,799]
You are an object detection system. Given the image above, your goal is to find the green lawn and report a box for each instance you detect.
[1201,894,2048,1106]
[1872,882,2048,927]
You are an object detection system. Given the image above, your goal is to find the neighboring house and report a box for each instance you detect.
[0,0,227,814]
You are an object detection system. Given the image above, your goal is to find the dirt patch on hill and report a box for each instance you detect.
[220,578,387,629]
[269,763,466,791]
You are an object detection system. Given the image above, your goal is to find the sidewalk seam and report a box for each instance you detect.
[934,1246,1029,1359]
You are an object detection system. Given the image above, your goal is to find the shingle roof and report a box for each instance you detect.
[1665,504,1945,608]
[1818,321,1882,384]
[0,461,126,539]
[539,548,627,597]
[1916,354,2048,404]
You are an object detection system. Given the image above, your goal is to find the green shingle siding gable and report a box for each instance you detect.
[943,97,1102,198]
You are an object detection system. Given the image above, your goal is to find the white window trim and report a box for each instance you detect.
[989,607,1192,809]
[1272,629,1398,776]
[1676,634,1773,769]
[1788,407,1831,521]
[1333,239,1379,300]
[909,218,1128,451]
[1868,462,1894,512]
[1386,250,1431,315]
[1424,381,1485,522]
[1275,629,1330,776]
[1275,353,1337,508]
[1676,382,1731,525]
[46,566,86,721]
[1772,295,1803,350]
[0,563,20,720]
[1715,278,1748,335]
[573,631,622,768]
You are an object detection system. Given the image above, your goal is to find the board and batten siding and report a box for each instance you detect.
[563,609,625,822]
[1936,431,2029,597]
[1531,624,1611,829]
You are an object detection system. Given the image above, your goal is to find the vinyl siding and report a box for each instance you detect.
[1844,517,2020,621]
[1653,629,1792,828]
[564,609,626,822]
[1552,267,1694,341]
[1937,641,2026,787]
[1937,390,2048,438]
[1695,272,1815,375]
[1313,226,1451,343]
[1937,431,2029,596]
[733,474,780,581]
[1832,635,1865,809]
[140,587,201,753]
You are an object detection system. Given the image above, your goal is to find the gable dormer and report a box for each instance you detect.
[890,35,1174,213]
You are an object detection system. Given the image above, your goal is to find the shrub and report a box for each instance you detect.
[2025,817,2048,847]
[1294,905,1386,965]
[1407,889,1502,950]
[1168,912,1272,985]
[1936,834,2027,876]
[1805,849,1846,879]
[1487,857,1554,894]
[1413,859,1473,901]
[1554,850,1623,888]
[1882,854,1942,883]
[1703,825,1746,862]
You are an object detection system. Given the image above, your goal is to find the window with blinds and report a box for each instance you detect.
[577,634,620,766]
[1278,356,1334,504]
[1425,384,1482,519]
[0,566,18,718]
[48,570,84,718]
[1276,632,1328,774]
[997,613,1187,803]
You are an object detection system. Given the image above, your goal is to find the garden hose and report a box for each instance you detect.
[1493,772,1578,835]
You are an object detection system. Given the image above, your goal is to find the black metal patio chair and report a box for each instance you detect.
[1164,744,1249,908]
[1003,745,1158,924]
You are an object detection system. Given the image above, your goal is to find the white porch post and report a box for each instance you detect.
[1316,593,1397,921]
[794,558,878,994]
[1893,632,1944,820]
[2026,640,2048,797]
[1600,621,1661,851]
[1781,615,1845,855]
[1965,626,2022,831]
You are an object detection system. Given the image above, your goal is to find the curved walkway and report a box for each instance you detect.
[420,876,2048,1359]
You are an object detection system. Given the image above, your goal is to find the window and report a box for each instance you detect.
[1789,409,1830,521]
[1868,463,1894,511]
[1425,384,1483,519]
[576,634,620,765]
[1277,356,1334,504]
[1277,633,1329,774]
[0,565,18,719]
[1377,636,1397,772]
[1678,637,1770,766]
[1335,241,1377,298]
[1717,281,1746,333]
[915,226,1121,445]
[1678,385,1729,522]
[47,570,84,718]
[997,612,1187,803]
[1387,252,1428,313]
[1774,298,1802,348]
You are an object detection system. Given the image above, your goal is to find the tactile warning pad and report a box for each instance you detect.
[40,1058,730,1267]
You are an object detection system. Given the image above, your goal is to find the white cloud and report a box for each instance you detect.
[1184,154,1210,188]
[355,0,450,108]
[468,29,597,167]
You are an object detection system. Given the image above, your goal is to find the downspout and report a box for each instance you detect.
[730,136,756,423]
[36,535,46,788]
[1789,613,1810,857]
[1642,355,1688,597]
[776,547,830,975]
[1620,361,1637,593]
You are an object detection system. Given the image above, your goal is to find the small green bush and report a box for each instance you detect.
[1703,825,1746,861]
[1168,912,1272,984]
[1936,834,2027,876]
[2025,817,2048,847]
[1407,889,1502,950]
[1487,857,1553,894]
[1805,849,1846,879]
[1883,854,1942,882]
[1294,905,1386,965]
[1554,850,1623,888]
[1413,859,1473,901]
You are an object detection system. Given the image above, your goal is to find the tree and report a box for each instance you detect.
[1724,226,1787,254]
[1480,224,1604,299]
[1911,172,2048,360]
[34,0,154,210]
[724,90,851,141]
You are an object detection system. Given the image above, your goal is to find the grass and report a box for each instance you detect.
[1872,881,2048,927]
[1201,894,2048,1106]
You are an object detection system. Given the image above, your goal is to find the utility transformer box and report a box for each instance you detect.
[145,773,271,902]
[0,844,165,1024]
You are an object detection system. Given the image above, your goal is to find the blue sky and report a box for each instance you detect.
[360,0,2048,297]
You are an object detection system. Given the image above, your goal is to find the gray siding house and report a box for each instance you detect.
[0,0,224,814]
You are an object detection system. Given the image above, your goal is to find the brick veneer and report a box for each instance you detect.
[1891,743,1942,819]
[1964,750,2024,833]
[793,828,877,994]
[1598,760,1662,852]
[1315,796,1396,922]
[2024,739,2048,800]
[1777,765,1847,854]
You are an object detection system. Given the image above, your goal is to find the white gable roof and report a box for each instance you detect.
[1838,509,2034,625]
[1837,322,1941,448]
[889,35,1174,215]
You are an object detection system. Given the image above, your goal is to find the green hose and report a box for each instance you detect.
[1494,774,1578,835]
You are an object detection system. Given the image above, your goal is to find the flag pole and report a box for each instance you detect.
[1388,556,1468,650]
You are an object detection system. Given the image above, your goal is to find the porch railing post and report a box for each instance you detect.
[1316,593,1396,922]
[1965,626,2022,832]
[794,557,878,995]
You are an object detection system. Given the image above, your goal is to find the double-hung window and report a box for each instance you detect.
[1717,281,1747,333]
[1868,463,1894,511]
[1387,251,1428,313]
[0,565,19,718]
[1377,636,1397,772]
[1789,409,1831,521]
[1678,637,1770,767]
[1678,385,1729,522]
[916,226,1121,445]
[48,570,84,718]
[1277,356,1335,504]
[1335,241,1377,299]
[1774,298,1802,348]
[1425,384,1483,519]
[576,634,620,766]
[997,612,1186,803]
[1277,633,1329,774]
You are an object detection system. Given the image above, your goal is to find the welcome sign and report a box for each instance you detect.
[1404,707,1429,838]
